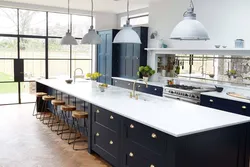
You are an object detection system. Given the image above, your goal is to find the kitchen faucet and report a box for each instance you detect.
[74,68,83,83]
[132,79,148,98]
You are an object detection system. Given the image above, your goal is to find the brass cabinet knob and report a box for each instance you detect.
[138,85,141,88]
[130,124,134,129]
[129,152,134,157]
[96,110,100,113]
[96,133,100,137]
[154,88,157,91]
[150,165,155,167]
[151,133,157,139]
[110,115,114,120]
[209,99,214,103]
[128,83,131,86]
[109,140,113,145]
[115,80,117,83]
[242,106,247,109]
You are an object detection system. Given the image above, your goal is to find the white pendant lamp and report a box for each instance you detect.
[61,0,78,45]
[170,0,209,40]
[113,0,141,44]
[81,0,101,45]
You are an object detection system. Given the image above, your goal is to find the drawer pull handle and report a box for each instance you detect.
[129,152,134,157]
[242,106,247,109]
[209,99,213,103]
[96,133,100,137]
[128,83,131,86]
[110,115,114,120]
[96,110,100,113]
[151,133,157,139]
[109,140,113,145]
[130,124,135,129]
[154,88,157,91]
[138,85,141,88]
[150,165,155,167]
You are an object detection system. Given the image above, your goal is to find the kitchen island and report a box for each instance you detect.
[36,79,250,167]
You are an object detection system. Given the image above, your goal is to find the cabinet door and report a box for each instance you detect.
[125,44,133,78]
[97,33,106,83]
[119,44,126,77]
[105,32,113,85]
[132,44,140,79]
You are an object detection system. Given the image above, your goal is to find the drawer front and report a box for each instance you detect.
[201,95,249,116]
[113,79,133,90]
[148,85,163,97]
[124,118,167,155]
[92,105,120,132]
[123,141,164,167]
[92,123,119,166]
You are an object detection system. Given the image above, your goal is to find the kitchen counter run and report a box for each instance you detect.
[37,79,250,137]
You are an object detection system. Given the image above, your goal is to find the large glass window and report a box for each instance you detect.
[19,10,46,36]
[72,40,91,59]
[48,13,68,37]
[120,14,149,27]
[0,8,18,34]
[48,38,70,59]
[72,15,91,38]
[48,60,70,78]
[20,38,45,59]
[0,60,14,82]
[24,60,45,80]
[0,37,17,58]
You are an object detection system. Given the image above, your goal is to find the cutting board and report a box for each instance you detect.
[227,92,250,101]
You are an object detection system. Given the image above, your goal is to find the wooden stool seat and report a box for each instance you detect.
[72,111,88,119]
[51,100,65,106]
[61,105,76,111]
[42,95,56,101]
[36,92,47,97]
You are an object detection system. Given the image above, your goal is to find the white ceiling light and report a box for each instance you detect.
[170,0,209,41]
[81,0,101,45]
[113,0,141,44]
[61,0,78,45]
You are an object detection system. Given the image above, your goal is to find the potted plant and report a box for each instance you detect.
[137,65,155,82]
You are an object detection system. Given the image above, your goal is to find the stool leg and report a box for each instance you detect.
[41,101,48,123]
[84,118,88,136]
[47,105,56,127]
[73,118,88,151]
[50,106,58,130]
[61,111,71,140]
[38,100,46,120]
[32,98,38,116]
[56,110,64,135]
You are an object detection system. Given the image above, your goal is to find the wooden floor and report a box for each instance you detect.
[0,104,111,167]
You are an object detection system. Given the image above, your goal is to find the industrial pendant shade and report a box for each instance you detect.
[61,0,78,45]
[170,0,209,40]
[81,0,101,44]
[113,0,141,44]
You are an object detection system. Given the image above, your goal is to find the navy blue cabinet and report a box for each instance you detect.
[200,95,250,116]
[113,78,163,97]
[97,29,119,85]
[118,27,148,79]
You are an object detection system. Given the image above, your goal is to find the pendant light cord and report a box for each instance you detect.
[126,0,130,25]
[68,0,70,31]
[91,0,94,28]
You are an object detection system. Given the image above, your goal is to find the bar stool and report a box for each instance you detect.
[58,105,76,140]
[33,92,47,116]
[68,110,88,151]
[40,95,56,124]
[48,99,65,131]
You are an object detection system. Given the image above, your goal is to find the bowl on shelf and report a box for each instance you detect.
[214,45,221,48]
[208,74,215,78]
[65,79,73,84]
[222,46,227,48]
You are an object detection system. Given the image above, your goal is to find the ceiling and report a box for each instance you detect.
[2,0,152,13]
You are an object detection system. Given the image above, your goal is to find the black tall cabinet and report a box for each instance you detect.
[97,29,119,85]
[97,27,148,84]
[118,27,148,79]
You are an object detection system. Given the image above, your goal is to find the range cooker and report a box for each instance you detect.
[163,84,215,104]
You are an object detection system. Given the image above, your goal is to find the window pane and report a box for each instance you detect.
[0,37,17,58]
[48,13,68,37]
[72,15,91,38]
[48,38,70,59]
[72,40,91,59]
[19,10,46,36]
[0,83,18,104]
[20,38,45,59]
[130,16,149,26]
[21,82,36,103]
[24,60,45,81]
[71,60,91,76]
[48,60,70,78]
[0,60,14,82]
[0,8,17,34]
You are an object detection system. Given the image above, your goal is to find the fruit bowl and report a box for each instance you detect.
[65,79,73,84]
[98,83,108,92]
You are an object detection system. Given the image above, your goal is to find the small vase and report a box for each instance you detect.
[91,80,97,88]
[143,76,149,82]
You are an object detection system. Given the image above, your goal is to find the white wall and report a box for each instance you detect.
[148,0,250,48]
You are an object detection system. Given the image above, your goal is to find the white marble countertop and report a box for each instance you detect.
[112,77,164,87]
[36,79,250,137]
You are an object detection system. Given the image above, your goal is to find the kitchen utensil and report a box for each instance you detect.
[215,85,223,92]
[227,92,250,100]
[65,79,73,84]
